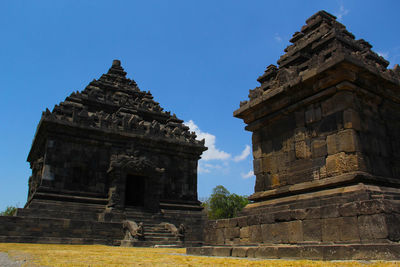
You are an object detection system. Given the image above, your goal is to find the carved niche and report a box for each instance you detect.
[107,151,165,211]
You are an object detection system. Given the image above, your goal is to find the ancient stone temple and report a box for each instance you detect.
[188,11,400,260]
[0,60,206,247]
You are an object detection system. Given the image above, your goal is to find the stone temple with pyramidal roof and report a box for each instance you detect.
[1,9,400,261]
[0,59,207,247]
[188,10,400,260]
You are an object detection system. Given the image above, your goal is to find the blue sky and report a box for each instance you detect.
[1,1,399,210]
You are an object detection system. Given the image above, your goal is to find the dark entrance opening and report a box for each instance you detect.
[125,174,145,206]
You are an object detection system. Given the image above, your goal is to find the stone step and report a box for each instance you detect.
[120,240,183,248]
[144,236,180,242]
[154,244,183,248]
[144,232,175,237]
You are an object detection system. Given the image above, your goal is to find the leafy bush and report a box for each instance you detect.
[202,185,249,219]
[0,206,17,216]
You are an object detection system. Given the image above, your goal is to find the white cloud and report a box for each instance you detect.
[233,145,251,162]
[185,120,231,161]
[274,33,282,43]
[198,164,210,174]
[377,51,389,59]
[241,170,254,179]
[335,3,349,21]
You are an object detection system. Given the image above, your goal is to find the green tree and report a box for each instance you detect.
[0,206,17,216]
[202,185,249,219]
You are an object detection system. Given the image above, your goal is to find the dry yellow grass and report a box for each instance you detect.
[0,243,399,267]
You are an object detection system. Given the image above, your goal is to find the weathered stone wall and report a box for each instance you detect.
[203,185,400,246]
[35,134,200,202]
[0,215,124,245]
[252,84,400,194]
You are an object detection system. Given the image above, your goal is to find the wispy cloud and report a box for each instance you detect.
[335,3,349,21]
[274,33,282,43]
[241,170,254,179]
[185,120,231,161]
[198,164,210,174]
[233,145,251,162]
[377,51,389,59]
[198,161,230,175]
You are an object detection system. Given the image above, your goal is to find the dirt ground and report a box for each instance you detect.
[0,243,399,267]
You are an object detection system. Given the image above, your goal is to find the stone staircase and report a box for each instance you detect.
[120,207,183,248]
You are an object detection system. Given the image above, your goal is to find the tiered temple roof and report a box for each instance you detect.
[30,60,204,158]
[236,10,400,112]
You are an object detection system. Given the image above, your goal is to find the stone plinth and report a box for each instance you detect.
[188,10,400,260]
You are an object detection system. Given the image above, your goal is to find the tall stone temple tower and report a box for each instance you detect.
[189,11,400,260]
[0,60,206,247]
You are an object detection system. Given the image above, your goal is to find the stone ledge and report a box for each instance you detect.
[247,172,400,203]
[186,243,400,260]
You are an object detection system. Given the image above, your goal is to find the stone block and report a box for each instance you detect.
[237,216,248,227]
[339,202,359,217]
[387,214,400,241]
[252,142,262,158]
[303,219,321,242]
[262,154,278,173]
[274,210,291,222]
[204,229,216,243]
[326,152,367,176]
[240,226,250,239]
[253,158,262,175]
[247,214,260,226]
[224,227,240,239]
[295,141,311,159]
[254,174,265,192]
[327,129,360,155]
[311,139,327,158]
[278,246,302,259]
[215,228,225,244]
[322,217,342,242]
[246,247,257,258]
[304,207,321,219]
[259,213,274,224]
[320,204,339,218]
[228,218,238,228]
[212,247,232,257]
[231,247,248,257]
[343,109,361,130]
[358,214,388,241]
[272,222,289,243]
[291,209,307,220]
[340,216,360,242]
[300,246,324,260]
[294,127,306,142]
[249,225,262,243]
[216,219,228,228]
[254,246,278,259]
[260,224,270,243]
[287,220,303,243]
[321,91,354,117]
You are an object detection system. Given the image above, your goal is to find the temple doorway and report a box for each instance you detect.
[125,174,145,207]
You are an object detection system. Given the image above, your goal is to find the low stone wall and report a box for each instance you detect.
[0,216,124,245]
[187,244,400,260]
[203,185,400,246]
